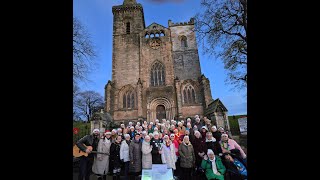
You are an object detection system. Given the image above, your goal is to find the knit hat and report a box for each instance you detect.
[92,129,100,133]
[201,126,208,131]
[207,149,214,155]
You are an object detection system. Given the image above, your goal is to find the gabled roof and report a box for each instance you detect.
[206,98,228,113]
[145,22,167,30]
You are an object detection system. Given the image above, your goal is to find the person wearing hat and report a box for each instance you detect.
[201,126,208,141]
[110,135,122,180]
[201,149,226,180]
[129,126,136,140]
[170,133,180,176]
[76,128,101,180]
[194,117,204,128]
[222,152,247,180]
[211,126,222,142]
[178,136,195,180]
[204,132,222,157]
[191,130,206,175]
[220,134,246,160]
[150,131,163,164]
[161,135,177,170]
[120,134,131,180]
[92,131,112,180]
[141,135,153,169]
[147,123,153,134]
[129,133,143,178]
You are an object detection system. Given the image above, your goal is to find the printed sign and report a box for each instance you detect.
[238,117,247,134]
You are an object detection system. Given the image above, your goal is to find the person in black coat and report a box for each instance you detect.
[110,136,122,180]
[150,132,163,164]
[76,128,100,180]
[222,152,247,180]
[204,132,222,156]
[211,126,222,142]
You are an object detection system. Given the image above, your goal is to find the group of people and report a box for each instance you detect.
[75,115,247,180]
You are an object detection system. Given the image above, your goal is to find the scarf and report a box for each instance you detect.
[206,138,216,142]
[209,157,220,175]
[220,140,230,150]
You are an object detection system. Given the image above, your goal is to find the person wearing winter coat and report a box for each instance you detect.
[201,149,226,180]
[186,123,194,142]
[201,126,208,141]
[211,126,222,142]
[120,134,131,180]
[129,133,142,177]
[220,134,246,160]
[110,135,122,180]
[141,135,153,169]
[170,133,180,176]
[193,117,204,128]
[76,128,100,180]
[191,130,206,169]
[222,152,247,180]
[129,126,136,140]
[92,131,112,180]
[204,132,223,156]
[161,135,176,170]
[178,136,195,180]
[150,132,163,164]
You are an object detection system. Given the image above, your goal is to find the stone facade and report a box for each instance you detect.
[105,0,217,123]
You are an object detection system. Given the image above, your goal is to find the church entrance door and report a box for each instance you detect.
[156,105,166,120]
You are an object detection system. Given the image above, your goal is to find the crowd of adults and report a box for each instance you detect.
[76,115,247,180]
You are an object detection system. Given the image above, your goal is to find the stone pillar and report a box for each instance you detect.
[201,75,213,108]
[105,81,112,113]
[174,78,183,119]
[137,78,143,117]
[224,112,231,131]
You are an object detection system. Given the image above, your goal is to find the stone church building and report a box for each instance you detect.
[105,0,229,127]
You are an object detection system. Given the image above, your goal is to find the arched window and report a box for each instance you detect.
[122,90,135,109]
[183,85,196,104]
[181,35,187,47]
[126,22,130,34]
[150,61,165,86]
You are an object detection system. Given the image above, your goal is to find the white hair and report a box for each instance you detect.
[194,130,201,138]
[153,132,159,136]
[124,134,130,138]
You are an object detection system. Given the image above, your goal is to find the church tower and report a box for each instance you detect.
[111,0,145,88]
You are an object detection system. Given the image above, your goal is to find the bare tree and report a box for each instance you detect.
[73,17,97,85]
[195,0,247,91]
[74,91,104,121]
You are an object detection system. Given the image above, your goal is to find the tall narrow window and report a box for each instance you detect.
[127,92,131,108]
[181,36,187,47]
[123,94,127,108]
[183,89,188,103]
[150,61,165,86]
[131,93,135,109]
[191,89,196,103]
[126,22,130,34]
[183,85,196,104]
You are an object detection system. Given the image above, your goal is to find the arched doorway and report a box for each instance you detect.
[156,105,166,120]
